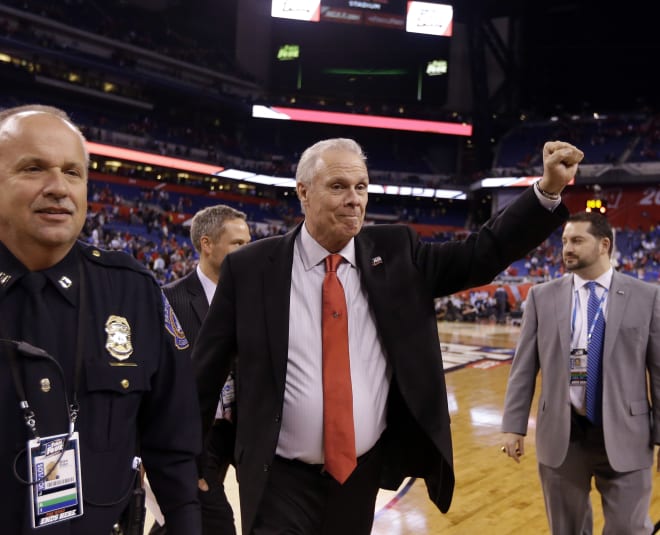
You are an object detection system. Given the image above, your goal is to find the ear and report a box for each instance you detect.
[601,237,611,255]
[296,182,308,205]
[200,235,211,254]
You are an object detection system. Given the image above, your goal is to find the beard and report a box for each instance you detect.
[563,254,591,272]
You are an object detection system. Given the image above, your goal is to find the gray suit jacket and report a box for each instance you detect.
[502,271,660,472]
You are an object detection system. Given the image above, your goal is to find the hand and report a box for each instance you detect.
[538,140,584,195]
[501,433,525,463]
[198,477,209,492]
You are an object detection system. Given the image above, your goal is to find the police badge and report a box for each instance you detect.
[105,315,134,360]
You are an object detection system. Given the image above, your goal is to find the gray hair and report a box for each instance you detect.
[0,104,89,166]
[295,138,366,187]
[189,204,247,253]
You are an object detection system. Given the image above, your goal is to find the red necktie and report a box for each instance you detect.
[322,254,357,483]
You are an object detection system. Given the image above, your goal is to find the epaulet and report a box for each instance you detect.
[78,242,154,279]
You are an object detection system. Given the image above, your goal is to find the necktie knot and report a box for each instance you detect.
[325,254,343,273]
[585,281,598,294]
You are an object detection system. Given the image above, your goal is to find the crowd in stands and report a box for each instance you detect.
[7,0,660,190]
[5,0,659,318]
[493,111,660,171]
[2,0,248,80]
[80,175,660,325]
[1,0,465,189]
[433,223,660,325]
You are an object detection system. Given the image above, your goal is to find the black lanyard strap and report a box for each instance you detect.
[70,259,87,426]
[1,252,88,436]
[3,341,39,439]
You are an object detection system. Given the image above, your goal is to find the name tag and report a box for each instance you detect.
[28,432,83,528]
[569,348,587,386]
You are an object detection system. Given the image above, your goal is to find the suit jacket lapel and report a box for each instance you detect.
[603,271,628,360]
[264,227,298,390]
[553,276,573,356]
[355,231,389,307]
[187,272,209,327]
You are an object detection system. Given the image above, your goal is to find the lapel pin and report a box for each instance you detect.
[58,276,73,289]
[371,256,383,267]
[0,272,11,286]
[616,290,624,295]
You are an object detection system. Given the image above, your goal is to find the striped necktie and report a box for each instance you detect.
[585,281,605,425]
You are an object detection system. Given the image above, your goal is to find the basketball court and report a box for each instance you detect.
[145,319,660,534]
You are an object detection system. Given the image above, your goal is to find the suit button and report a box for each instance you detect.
[263,464,270,472]
[274,415,280,423]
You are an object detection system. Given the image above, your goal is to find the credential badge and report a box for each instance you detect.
[105,315,134,360]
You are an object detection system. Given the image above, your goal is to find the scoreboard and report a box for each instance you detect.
[321,0,408,30]
[271,0,453,36]
[270,0,453,104]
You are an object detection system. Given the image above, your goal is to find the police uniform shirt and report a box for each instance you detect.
[0,240,202,535]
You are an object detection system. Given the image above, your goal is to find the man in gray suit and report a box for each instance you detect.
[150,204,251,535]
[501,211,660,534]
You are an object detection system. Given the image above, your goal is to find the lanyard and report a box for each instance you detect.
[4,260,142,500]
[571,284,608,345]
[4,258,88,440]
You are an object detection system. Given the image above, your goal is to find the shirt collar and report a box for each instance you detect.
[0,241,79,306]
[0,241,28,296]
[573,267,614,292]
[196,264,217,305]
[41,245,80,306]
[298,222,356,271]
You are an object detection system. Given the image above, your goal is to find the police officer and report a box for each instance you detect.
[0,104,202,534]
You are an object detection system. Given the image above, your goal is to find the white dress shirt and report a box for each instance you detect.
[569,268,613,414]
[276,224,391,463]
[196,264,216,306]
[196,264,227,419]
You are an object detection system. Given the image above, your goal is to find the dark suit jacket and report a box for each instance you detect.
[193,187,569,534]
[163,271,237,468]
[162,270,208,346]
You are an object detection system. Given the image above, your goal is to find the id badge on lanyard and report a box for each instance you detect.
[27,432,84,528]
[569,348,587,385]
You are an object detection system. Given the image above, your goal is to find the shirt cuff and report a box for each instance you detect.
[533,182,562,211]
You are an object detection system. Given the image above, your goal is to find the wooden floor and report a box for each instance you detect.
[145,319,660,534]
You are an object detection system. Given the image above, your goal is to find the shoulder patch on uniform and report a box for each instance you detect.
[162,292,190,350]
